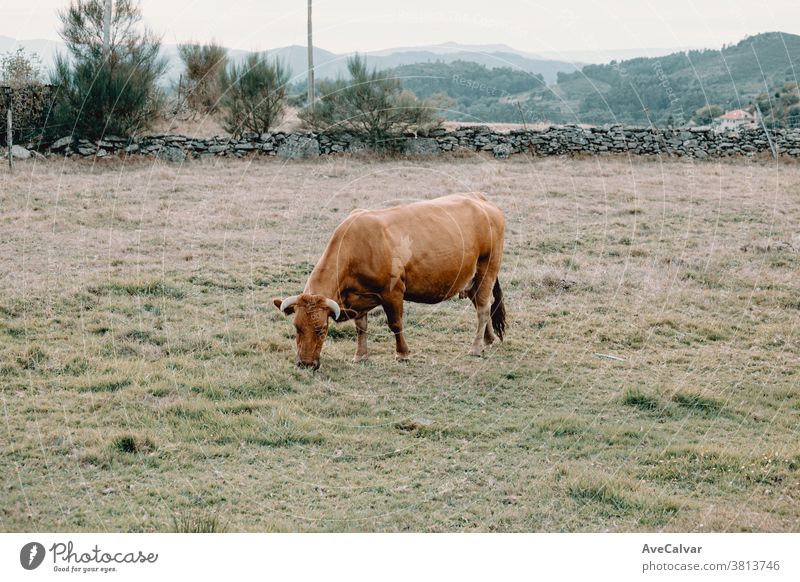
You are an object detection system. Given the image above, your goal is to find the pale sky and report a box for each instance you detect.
[2,0,798,56]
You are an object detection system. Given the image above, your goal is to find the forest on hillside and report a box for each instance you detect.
[380,32,800,127]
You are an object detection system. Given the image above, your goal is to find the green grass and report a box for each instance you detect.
[111,434,155,454]
[90,279,186,300]
[621,388,661,411]
[1,156,798,532]
[172,513,229,533]
[77,377,132,393]
[672,391,724,414]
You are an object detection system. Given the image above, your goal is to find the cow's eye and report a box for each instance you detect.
[315,328,325,338]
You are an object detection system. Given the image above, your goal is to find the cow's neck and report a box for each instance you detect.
[303,264,342,303]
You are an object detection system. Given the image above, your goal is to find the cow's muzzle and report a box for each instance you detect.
[297,358,320,371]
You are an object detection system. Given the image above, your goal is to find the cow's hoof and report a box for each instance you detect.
[353,353,369,363]
[469,348,484,357]
[395,353,410,362]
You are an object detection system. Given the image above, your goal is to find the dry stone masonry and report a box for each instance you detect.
[27,125,800,161]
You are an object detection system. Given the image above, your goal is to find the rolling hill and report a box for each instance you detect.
[550,31,800,125]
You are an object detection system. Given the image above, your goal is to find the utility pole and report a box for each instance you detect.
[103,0,113,57]
[307,0,314,110]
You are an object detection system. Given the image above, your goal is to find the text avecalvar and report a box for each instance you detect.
[642,543,702,554]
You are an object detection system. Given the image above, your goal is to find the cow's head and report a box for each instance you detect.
[273,294,344,369]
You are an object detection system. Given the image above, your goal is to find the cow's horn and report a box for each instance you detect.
[324,298,341,320]
[279,295,300,313]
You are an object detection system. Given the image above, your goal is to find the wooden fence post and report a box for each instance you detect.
[6,91,12,173]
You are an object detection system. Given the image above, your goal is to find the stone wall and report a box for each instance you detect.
[36,125,800,161]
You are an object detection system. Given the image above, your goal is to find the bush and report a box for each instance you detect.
[177,41,227,113]
[0,48,52,144]
[48,0,167,139]
[1,47,44,89]
[300,54,441,148]
[218,53,289,137]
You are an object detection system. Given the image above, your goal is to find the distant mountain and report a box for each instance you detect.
[1,36,581,86]
[367,41,527,57]
[246,42,581,85]
[534,47,700,65]
[551,32,800,125]
[358,49,580,85]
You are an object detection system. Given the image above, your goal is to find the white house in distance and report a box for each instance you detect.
[715,109,757,131]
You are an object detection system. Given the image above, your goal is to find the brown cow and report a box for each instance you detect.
[273,193,506,369]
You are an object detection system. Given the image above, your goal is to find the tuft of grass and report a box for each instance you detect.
[111,434,155,454]
[779,297,800,310]
[188,274,249,292]
[4,326,27,338]
[621,388,660,411]
[17,347,48,370]
[537,415,586,437]
[122,329,165,346]
[644,448,738,485]
[672,391,723,414]
[535,274,577,294]
[78,377,132,393]
[680,270,723,289]
[569,480,635,513]
[189,374,298,400]
[172,513,228,533]
[326,325,357,340]
[91,279,185,299]
[61,357,90,375]
[246,411,325,448]
[567,475,681,525]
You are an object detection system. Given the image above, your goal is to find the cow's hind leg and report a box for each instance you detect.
[469,262,500,356]
[353,315,369,363]
[469,292,497,347]
[470,292,492,357]
[484,321,497,345]
[382,298,409,361]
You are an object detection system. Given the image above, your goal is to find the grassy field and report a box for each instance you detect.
[1,153,798,532]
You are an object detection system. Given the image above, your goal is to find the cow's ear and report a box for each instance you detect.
[335,308,359,322]
[273,298,295,315]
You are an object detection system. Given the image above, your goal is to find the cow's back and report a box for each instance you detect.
[370,194,504,302]
[310,193,504,305]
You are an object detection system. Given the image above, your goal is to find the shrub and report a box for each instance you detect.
[49,0,167,139]
[1,47,44,88]
[299,54,441,148]
[0,48,52,144]
[177,41,228,113]
[218,52,289,137]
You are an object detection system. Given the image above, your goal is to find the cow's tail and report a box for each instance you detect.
[491,278,506,341]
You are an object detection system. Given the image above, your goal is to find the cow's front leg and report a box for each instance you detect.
[382,299,409,360]
[353,315,369,362]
